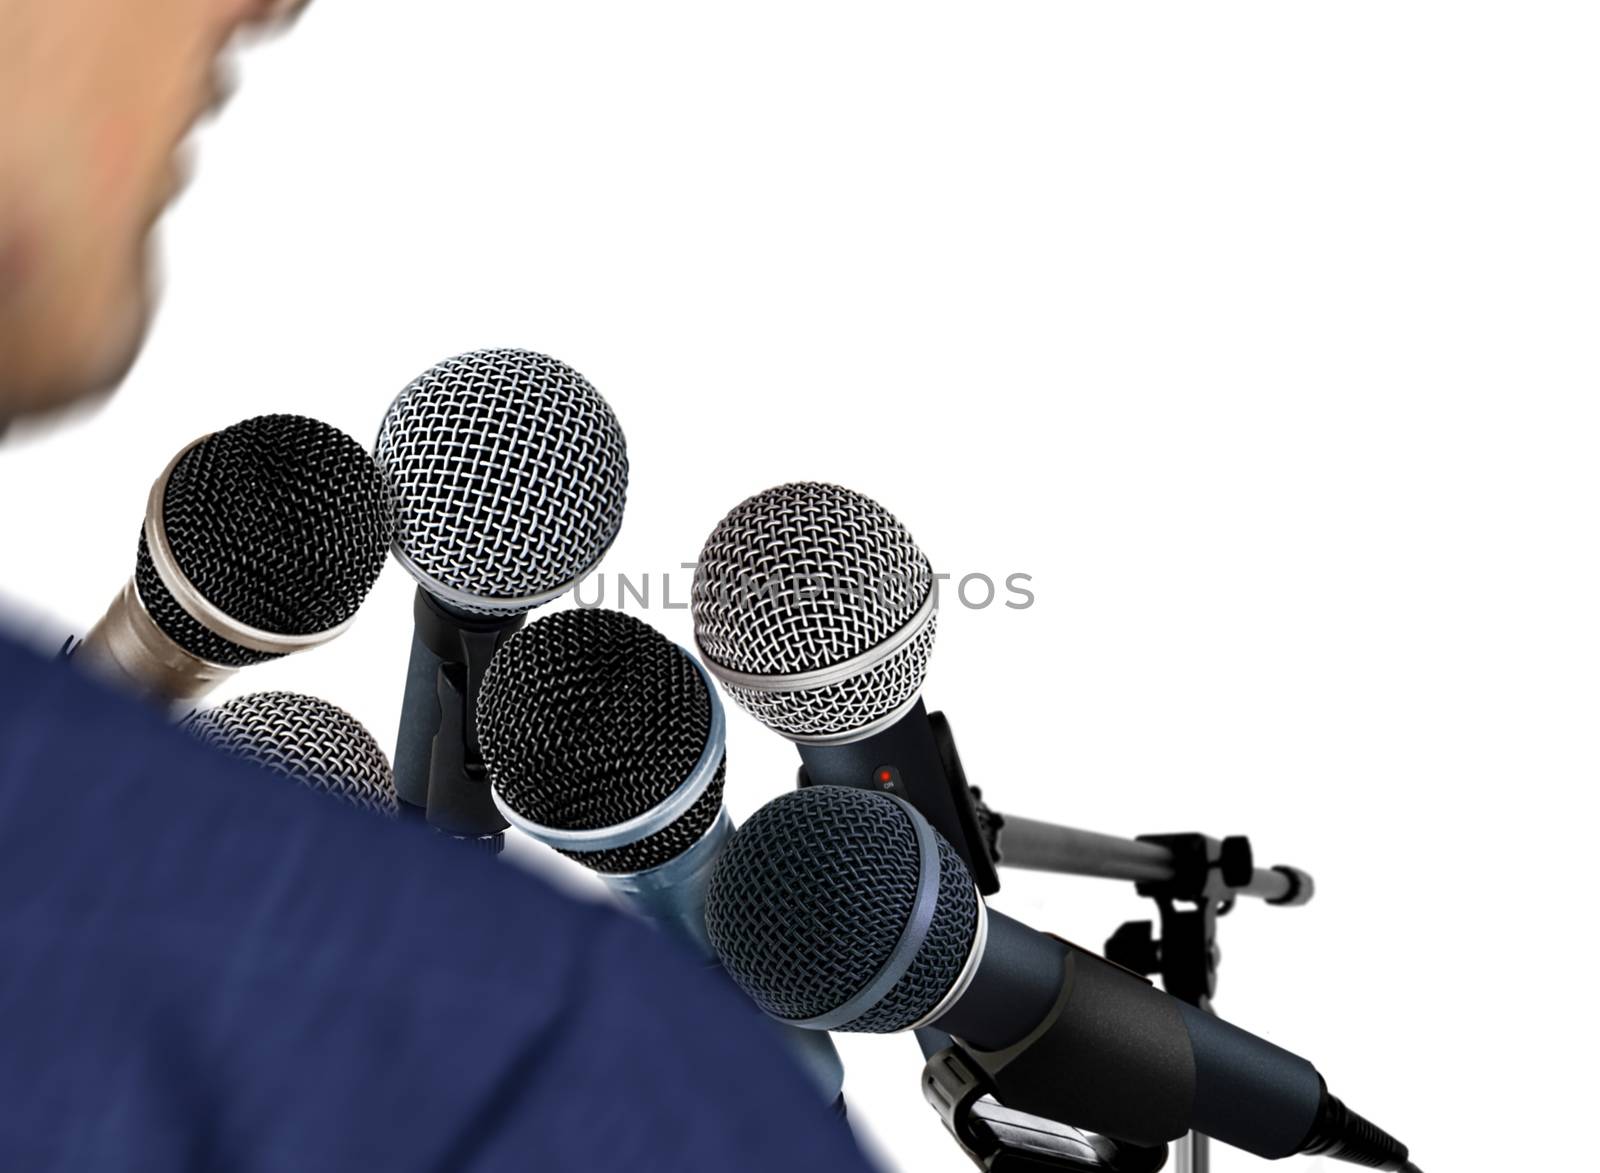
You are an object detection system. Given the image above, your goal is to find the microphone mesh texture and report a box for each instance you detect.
[373,349,628,615]
[188,691,398,817]
[692,482,937,740]
[134,414,392,667]
[705,785,978,1033]
[478,608,724,874]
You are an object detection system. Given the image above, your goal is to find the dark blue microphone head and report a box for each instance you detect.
[705,785,979,1033]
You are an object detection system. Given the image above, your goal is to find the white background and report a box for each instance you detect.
[3,3,1596,1170]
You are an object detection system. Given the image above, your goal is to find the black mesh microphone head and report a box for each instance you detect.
[691,482,937,743]
[187,691,399,817]
[477,608,725,874]
[134,415,393,667]
[705,785,979,1033]
[373,349,629,616]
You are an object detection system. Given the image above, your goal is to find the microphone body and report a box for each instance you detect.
[375,349,627,839]
[934,910,1321,1155]
[706,786,1419,1171]
[80,415,391,707]
[597,809,732,956]
[81,579,235,704]
[694,484,1313,909]
[477,608,844,1105]
[692,483,1000,887]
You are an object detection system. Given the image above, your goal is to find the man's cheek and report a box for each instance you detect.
[89,113,148,210]
[0,228,38,298]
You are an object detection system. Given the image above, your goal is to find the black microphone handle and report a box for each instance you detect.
[394,620,442,811]
[941,913,1410,1166]
[393,586,523,835]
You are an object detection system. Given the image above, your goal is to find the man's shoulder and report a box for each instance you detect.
[0,626,871,1172]
[0,623,603,988]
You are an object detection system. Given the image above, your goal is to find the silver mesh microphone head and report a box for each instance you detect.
[187,691,399,818]
[705,786,980,1033]
[373,349,628,616]
[691,482,937,744]
[478,609,726,875]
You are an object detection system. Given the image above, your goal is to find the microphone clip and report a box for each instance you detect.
[921,1041,1169,1173]
[1104,832,1311,1010]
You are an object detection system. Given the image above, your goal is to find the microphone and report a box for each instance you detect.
[374,349,627,840]
[79,415,392,706]
[186,690,399,817]
[691,482,998,891]
[476,607,846,1106]
[706,786,1423,1172]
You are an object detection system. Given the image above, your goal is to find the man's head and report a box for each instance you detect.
[0,0,305,425]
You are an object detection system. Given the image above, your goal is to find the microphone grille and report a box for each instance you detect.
[374,349,628,614]
[479,608,724,874]
[705,786,978,1033]
[135,415,392,667]
[187,691,398,817]
[692,483,936,740]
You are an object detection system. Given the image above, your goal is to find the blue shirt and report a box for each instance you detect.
[0,630,874,1172]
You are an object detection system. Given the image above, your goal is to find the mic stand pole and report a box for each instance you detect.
[1100,836,1239,1173]
[984,814,1313,907]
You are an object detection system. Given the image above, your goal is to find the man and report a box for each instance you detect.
[0,4,873,1170]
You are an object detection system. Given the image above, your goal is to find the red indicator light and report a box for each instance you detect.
[878,770,892,782]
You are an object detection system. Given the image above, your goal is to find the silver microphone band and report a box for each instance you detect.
[489,654,726,853]
[696,584,936,695]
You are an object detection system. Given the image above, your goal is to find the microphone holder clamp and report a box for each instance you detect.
[794,706,1001,895]
[921,1041,1168,1172]
[401,587,521,845]
[1102,832,1311,1010]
